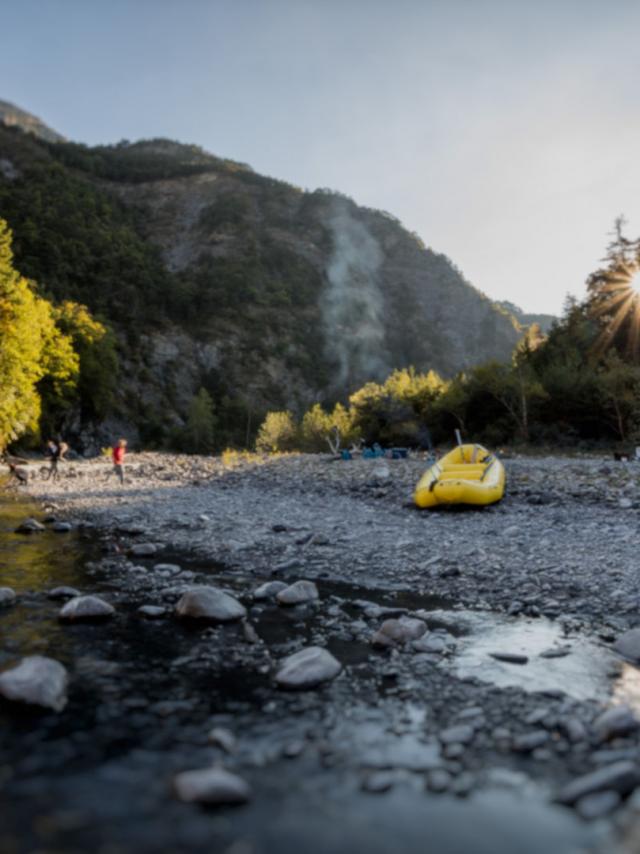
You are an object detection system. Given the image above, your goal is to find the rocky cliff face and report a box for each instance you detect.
[105,147,522,394]
[0,122,524,445]
[0,100,65,143]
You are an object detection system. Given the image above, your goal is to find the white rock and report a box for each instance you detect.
[59,595,115,621]
[276,580,319,606]
[252,581,288,600]
[0,655,68,711]
[173,766,251,804]
[175,586,246,622]
[274,646,342,689]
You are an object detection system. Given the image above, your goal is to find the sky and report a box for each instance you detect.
[3,0,640,315]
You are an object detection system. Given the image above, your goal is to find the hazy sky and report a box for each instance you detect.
[3,0,640,314]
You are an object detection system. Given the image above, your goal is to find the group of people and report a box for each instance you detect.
[43,437,128,484]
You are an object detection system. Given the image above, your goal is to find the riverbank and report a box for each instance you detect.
[3,451,640,852]
[18,450,640,624]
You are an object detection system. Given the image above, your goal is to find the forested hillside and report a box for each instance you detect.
[0,116,524,449]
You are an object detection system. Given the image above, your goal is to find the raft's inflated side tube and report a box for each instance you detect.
[414,443,505,508]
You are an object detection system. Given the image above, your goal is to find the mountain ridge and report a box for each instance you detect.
[0,105,528,448]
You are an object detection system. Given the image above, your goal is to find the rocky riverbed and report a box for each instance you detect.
[3,451,640,852]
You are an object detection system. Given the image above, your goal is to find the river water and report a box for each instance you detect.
[0,488,611,853]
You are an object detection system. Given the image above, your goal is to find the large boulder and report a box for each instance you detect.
[0,655,68,711]
[175,586,246,622]
[274,646,342,689]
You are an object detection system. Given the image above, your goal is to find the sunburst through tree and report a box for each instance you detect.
[587,217,640,360]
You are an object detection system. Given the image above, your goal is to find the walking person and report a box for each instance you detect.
[112,438,127,485]
[44,439,60,481]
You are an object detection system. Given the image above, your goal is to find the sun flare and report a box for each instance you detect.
[591,262,640,357]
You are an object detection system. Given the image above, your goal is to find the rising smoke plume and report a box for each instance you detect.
[322,200,391,391]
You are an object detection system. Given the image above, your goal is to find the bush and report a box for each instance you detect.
[255,411,298,453]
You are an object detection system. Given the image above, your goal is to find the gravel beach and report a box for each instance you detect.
[4,450,640,853]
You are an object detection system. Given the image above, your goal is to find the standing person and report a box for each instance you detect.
[44,439,60,481]
[112,438,127,485]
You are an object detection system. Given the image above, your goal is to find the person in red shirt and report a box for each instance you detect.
[112,438,127,485]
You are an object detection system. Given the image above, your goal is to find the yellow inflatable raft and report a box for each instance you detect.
[414,443,505,508]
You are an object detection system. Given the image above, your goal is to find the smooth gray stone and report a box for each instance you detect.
[173,767,251,804]
[0,587,16,606]
[129,543,158,557]
[253,581,288,600]
[362,771,394,793]
[557,760,640,805]
[175,586,246,622]
[276,580,319,606]
[48,586,80,600]
[138,605,166,619]
[207,727,236,753]
[15,518,45,534]
[594,705,639,742]
[0,655,68,711]
[512,731,549,753]
[372,617,427,648]
[274,646,342,689]
[59,595,115,621]
[575,790,621,819]
[52,521,72,533]
[440,725,475,745]
[614,628,640,662]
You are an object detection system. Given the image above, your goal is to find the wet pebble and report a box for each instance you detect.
[274,646,342,689]
[0,655,68,711]
[175,587,246,622]
[173,767,251,805]
[52,521,72,533]
[59,595,115,621]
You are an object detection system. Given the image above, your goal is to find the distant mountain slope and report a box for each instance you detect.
[0,115,524,446]
[497,300,557,334]
[0,99,65,143]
